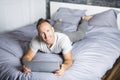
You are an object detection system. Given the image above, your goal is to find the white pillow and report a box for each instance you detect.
[117,13,120,30]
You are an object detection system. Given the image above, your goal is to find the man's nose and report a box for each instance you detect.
[44,33,49,38]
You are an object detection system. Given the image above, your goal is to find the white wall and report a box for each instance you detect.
[0,0,46,33]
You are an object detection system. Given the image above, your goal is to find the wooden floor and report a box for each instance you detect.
[102,57,120,80]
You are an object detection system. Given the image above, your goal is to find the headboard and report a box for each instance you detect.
[50,1,120,30]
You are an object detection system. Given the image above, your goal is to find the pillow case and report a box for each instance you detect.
[89,9,118,28]
[32,52,63,62]
[23,52,63,72]
[52,7,86,32]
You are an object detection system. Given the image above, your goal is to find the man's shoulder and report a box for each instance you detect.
[55,32,71,43]
[31,35,43,43]
[31,35,38,41]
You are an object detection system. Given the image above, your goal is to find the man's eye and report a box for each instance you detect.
[47,30,50,32]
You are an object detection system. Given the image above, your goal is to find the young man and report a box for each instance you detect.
[22,18,73,76]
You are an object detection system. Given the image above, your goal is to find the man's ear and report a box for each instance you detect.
[52,27,54,32]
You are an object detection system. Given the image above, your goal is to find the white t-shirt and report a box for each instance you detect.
[30,32,72,54]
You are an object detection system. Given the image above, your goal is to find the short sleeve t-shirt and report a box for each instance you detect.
[30,32,72,54]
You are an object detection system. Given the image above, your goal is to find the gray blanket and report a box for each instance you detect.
[0,23,120,80]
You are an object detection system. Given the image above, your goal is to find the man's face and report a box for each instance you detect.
[38,22,55,46]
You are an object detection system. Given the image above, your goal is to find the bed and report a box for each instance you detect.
[0,1,120,80]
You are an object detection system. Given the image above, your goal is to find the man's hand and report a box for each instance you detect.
[22,65,31,73]
[54,64,66,76]
[54,50,73,76]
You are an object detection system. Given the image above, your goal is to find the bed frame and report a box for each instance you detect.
[102,56,120,80]
[50,1,120,80]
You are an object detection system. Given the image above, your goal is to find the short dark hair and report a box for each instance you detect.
[36,18,50,30]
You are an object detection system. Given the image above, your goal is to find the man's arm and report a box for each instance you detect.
[22,49,36,61]
[22,49,36,73]
[55,50,73,76]
[62,50,73,70]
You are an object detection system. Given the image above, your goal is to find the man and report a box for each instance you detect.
[22,18,73,76]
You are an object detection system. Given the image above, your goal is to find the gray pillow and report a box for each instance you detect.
[53,7,86,32]
[32,52,63,62]
[89,9,118,28]
[59,22,78,32]
[23,52,63,72]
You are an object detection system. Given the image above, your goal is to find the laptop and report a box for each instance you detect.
[23,60,61,72]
